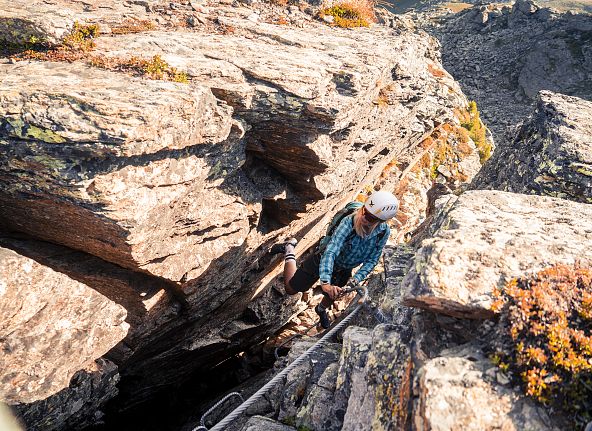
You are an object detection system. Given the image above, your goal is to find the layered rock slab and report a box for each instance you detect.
[0,236,181,360]
[0,0,162,46]
[472,91,592,203]
[0,60,250,283]
[0,246,128,428]
[402,190,592,318]
[92,16,469,207]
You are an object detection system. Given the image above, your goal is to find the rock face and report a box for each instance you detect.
[471,91,592,202]
[209,245,418,431]
[422,0,592,144]
[0,1,470,285]
[0,0,162,46]
[413,345,559,431]
[230,243,560,431]
[402,190,592,318]
[0,0,481,427]
[0,246,128,429]
[0,0,475,428]
[0,60,240,283]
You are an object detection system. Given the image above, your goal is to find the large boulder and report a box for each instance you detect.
[413,345,559,431]
[402,190,592,318]
[0,61,243,284]
[0,246,128,429]
[471,91,592,203]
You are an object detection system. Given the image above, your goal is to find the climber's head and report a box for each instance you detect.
[363,190,399,221]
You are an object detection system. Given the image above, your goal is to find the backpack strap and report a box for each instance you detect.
[317,202,362,253]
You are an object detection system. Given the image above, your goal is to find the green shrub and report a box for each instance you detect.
[62,22,100,51]
[460,101,491,164]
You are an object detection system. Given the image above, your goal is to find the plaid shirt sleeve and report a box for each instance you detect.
[319,216,353,284]
[352,224,390,283]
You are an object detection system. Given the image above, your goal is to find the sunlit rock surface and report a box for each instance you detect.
[0,0,486,427]
[402,190,592,318]
[0,246,128,429]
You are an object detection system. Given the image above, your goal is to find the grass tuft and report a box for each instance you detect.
[459,100,491,164]
[111,18,156,35]
[89,54,189,83]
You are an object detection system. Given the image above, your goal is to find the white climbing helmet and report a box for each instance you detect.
[364,190,399,221]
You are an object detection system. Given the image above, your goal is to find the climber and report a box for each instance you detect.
[270,190,399,329]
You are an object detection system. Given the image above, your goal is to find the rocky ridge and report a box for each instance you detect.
[471,91,592,201]
[418,0,592,145]
[3,0,589,429]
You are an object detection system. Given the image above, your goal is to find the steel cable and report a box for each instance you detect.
[204,301,365,431]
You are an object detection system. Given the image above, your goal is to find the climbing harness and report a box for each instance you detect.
[194,282,390,431]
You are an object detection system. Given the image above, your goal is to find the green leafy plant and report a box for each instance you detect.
[459,101,491,163]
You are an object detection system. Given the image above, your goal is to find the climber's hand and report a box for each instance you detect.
[321,284,343,300]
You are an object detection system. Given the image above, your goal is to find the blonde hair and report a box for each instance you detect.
[353,207,379,238]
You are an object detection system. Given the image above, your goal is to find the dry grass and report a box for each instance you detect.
[111,18,156,35]
[89,54,189,83]
[14,22,99,62]
[274,16,290,25]
[11,21,188,84]
[460,101,491,163]
[320,0,377,28]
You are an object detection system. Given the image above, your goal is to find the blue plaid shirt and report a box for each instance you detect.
[319,215,390,284]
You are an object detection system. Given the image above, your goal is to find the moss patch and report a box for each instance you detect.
[2,117,66,144]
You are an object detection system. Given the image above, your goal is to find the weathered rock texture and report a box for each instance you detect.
[0,246,128,429]
[402,190,592,318]
[413,345,559,431]
[0,0,482,425]
[214,246,418,431]
[241,415,296,431]
[229,243,561,431]
[472,91,592,202]
[0,0,165,46]
[421,0,592,145]
[0,60,239,283]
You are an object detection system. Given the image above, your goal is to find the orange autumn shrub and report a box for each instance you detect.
[491,265,592,428]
